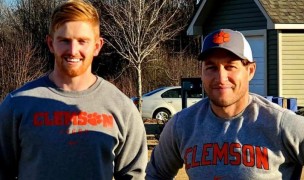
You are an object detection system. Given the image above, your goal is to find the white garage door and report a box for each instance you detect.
[245,35,267,96]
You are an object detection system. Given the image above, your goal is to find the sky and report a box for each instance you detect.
[3,0,15,6]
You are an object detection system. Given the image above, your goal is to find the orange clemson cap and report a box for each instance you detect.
[198,29,253,62]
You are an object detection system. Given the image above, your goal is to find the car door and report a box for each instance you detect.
[186,89,202,107]
[161,88,182,112]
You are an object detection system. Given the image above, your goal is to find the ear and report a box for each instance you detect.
[94,37,104,56]
[248,63,256,81]
[46,35,54,53]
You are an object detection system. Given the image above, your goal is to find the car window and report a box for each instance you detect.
[143,87,166,97]
[187,89,202,98]
[161,89,181,98]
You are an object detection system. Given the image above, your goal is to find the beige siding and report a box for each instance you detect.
[282,33,304,107]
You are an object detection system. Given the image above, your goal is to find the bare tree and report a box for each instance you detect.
[98,0,193,113]
[2,0,59,66]
[0,38,46,101]
[144,46,201,89]
[0,0,52,100]
[0,0,4,15]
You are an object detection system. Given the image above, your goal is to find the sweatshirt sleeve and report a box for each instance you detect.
[280,110,304,165]
[113,104,148,179]
[146,115,184,179]
[0,95,19,180]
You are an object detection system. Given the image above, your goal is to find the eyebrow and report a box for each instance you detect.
[203,59,240,65]
[204,61,215,66]
[203,61,215,65]
[56,36,91,41]
[56,36,70,40]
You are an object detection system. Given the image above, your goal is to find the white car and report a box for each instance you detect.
[133,86,202,121]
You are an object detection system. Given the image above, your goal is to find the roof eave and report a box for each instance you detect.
[186,0,207,36]
[187,0,276,35]
[187,0,304,35]
[274,24,304,30]
[253,0,275,29]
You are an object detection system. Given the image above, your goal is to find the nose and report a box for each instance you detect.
[67,40,79,56]
[217,66,228,83]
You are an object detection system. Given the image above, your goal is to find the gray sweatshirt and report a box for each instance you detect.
[146,93,304,180]
[0,75,147,180]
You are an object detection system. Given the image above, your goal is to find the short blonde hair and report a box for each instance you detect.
[49,0,100,37]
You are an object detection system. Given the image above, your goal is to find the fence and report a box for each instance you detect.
[264,96,297,112]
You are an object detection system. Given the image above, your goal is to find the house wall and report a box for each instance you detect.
[243,31,267,96]
[267,30,278,96]
[200,0,279,97]
[203,0,266,35]
[281,32,304,107]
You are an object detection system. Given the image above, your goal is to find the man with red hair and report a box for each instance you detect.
[0,1,147,179]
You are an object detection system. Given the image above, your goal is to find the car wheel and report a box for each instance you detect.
[153,109,171,122]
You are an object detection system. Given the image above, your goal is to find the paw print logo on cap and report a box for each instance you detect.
[213,31,230,44]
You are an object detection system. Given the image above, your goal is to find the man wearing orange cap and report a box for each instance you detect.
[146,29,304,179]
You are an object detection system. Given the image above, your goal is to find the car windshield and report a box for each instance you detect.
[143,87,166,97]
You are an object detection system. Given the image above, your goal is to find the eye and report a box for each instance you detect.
[226,65,237,70]
[205,66,216,71]
[59,39,70,44]
[79,39,89,44]
[227,65,235,69]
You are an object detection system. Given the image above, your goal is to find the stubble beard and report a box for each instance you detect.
[56,56,90,77]
[207,89,247,108]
